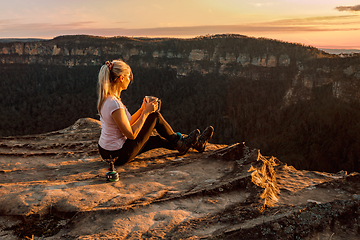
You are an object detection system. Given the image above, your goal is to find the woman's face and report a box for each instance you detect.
[119,71,133,90]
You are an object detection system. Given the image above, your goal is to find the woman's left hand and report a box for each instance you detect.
[144,100,158,114]
[142,97,158,113]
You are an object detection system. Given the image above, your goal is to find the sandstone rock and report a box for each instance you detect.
[279,54,290,66]
[237,53,250,66]
[267,55,277,67]
[189,49,208,61]
[0,118,359,239]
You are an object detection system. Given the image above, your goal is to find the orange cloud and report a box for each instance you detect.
[335,5,360,12]
[268,15,359,26]
[1,20,360,39]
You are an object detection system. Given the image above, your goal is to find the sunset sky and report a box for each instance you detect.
[1,0,360,49]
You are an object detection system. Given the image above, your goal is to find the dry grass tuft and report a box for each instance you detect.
[248,151,280,211]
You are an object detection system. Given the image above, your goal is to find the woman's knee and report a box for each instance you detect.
[149,111,161,120]
[144,111,161,126]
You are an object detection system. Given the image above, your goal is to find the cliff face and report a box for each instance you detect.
[0,35,293,71]
[1,34,360,105]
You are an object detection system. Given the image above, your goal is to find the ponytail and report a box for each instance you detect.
[97,64,111,116]
[97,60,132,116]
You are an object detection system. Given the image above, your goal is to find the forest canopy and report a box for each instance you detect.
[1,63,360,173]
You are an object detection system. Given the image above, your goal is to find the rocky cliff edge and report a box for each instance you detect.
[0,118,359,239]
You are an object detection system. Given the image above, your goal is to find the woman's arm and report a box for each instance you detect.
[112,100,156,140]
[130,98,146,125]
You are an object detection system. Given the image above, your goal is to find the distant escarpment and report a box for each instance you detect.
[1,34,360,173]
[1,34,360,103]
[0,34,300,70]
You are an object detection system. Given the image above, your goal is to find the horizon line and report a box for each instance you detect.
[0,34,359,51]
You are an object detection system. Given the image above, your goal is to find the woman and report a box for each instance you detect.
[97,59,214,165]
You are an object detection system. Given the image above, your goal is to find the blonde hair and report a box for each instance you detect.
[97,59,132,115]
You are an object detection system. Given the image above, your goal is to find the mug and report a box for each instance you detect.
[145,96,161,112]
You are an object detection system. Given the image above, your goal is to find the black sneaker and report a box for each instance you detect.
[176,129,200,155]
[193,126,214,153]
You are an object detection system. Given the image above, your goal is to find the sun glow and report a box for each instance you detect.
[0,0,359,49]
